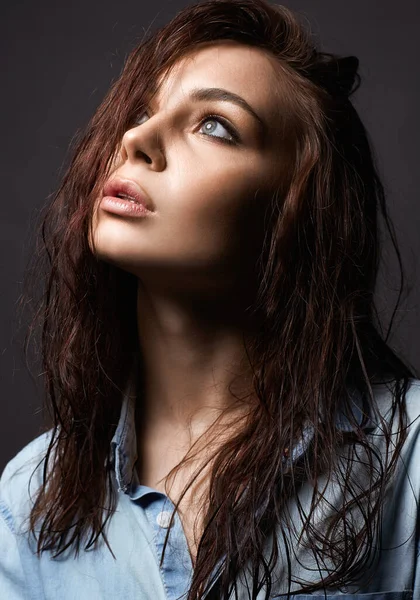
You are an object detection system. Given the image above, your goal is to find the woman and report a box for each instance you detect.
[1,0,419,598]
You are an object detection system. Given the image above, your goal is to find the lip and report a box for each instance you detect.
[102,177,154,212]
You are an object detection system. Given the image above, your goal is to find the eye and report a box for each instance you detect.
[134,112,149,126]
[197,114,239,145]
[132,110,240,145]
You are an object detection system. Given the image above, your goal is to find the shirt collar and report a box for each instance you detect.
[109,355,139,493]
[109,358,377,494]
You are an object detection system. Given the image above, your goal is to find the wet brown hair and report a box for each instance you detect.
[18,0,417,598]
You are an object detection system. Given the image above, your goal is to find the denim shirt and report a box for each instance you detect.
[1,375,420,600]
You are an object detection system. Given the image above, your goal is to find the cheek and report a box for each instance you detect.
[161,157,271,260]
[168,156,267,224]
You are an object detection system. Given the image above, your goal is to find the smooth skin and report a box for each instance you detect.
[90,40,290,560]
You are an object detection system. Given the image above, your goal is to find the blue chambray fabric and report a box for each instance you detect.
[1,371,420,600]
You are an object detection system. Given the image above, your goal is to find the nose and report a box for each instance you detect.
[120,120,166,170]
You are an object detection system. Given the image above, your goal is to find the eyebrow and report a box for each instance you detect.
[189,87,266,136]
[151,86,267,138]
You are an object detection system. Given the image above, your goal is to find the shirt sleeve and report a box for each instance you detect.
[0,502,27,599]
[406,380,420,599]
[413,518,420,600]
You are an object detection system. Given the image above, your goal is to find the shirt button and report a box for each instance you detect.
[156,510,173,528]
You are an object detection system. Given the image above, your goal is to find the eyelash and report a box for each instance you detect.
[196,112,240,145]
[133,110,240,146]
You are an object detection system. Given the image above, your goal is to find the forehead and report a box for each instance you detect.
[153,41,283,124]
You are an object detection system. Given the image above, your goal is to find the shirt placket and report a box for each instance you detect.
[142,490,193,600]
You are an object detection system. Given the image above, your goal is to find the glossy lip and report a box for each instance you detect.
[102,177,154,212]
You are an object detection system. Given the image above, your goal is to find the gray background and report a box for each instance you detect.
[1,0,419,472]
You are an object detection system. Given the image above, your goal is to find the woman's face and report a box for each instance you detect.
[90,40,289,294]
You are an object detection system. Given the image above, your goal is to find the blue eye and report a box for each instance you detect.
[197,115,239,145]
[134,113,149,126]
[133,111,240,145]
